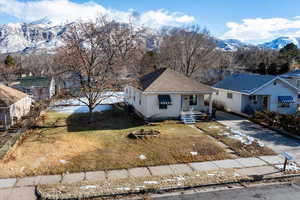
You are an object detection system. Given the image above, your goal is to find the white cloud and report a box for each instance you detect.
[222,17,300,43]
[0,0,195,28]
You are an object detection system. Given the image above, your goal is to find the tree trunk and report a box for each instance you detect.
[88,106,93,124]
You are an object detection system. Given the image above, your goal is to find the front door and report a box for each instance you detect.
[262,96,269,111]
[182,95,190,111]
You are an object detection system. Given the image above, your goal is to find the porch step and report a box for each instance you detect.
[181,115,196,124]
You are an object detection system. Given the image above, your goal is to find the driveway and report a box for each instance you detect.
[216,111,300,160]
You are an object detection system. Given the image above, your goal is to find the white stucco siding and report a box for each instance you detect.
[124,86,146,115]
[254,79,298,114]
[6,96,32,127]
[144,93,182,119]
[212,89,243,113]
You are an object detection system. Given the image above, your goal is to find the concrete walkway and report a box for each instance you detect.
[216,111,300,161]
[0,155,290,200]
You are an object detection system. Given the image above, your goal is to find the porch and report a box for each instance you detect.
[179,94,213,124]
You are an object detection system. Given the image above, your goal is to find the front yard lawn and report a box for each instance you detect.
[196,122,276,157]
[0,105,230,178]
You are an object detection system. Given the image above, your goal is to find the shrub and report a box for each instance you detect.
[254,111,300,136]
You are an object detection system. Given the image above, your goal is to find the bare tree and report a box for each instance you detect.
[158,26,219,77]
[232,47,278,74]
[21,54,55,77]
[55,17,145,123]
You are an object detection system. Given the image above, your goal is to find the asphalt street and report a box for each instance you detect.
[153,182,300,200]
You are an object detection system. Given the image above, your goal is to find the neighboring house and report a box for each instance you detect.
[11,77,57,100]
[212,73,300,115]
[124,68,215,120]
[281,70,300,89]
[0,84,32,130]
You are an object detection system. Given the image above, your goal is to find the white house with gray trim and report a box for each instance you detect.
[124,68,215,121]
[212,73,300,115]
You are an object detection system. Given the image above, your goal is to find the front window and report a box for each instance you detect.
[227,93,233,99]
[139,93,141,105]
[189,95,197,106]
[250,95,258,104]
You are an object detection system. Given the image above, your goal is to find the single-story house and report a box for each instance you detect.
[212,73,300,115]
[124,68,215,120]
[0,84,32,130]
[11,77,56,100]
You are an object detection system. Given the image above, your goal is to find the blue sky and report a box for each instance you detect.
[1,0,300,44]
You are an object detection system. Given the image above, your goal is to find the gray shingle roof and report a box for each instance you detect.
[139,68,215,93]
[0,84,28,107]
[281,70,300,78]
[213,73,276,94]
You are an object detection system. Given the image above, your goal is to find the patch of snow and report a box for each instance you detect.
[50,105,113,114]
[59,160,68,164]
[144,181,159,184]
[218,132,230,136]
[53,92,124,106]
[116,187,131,191]
[275,162,300,171]
[234,172,240,177]
[135,186,145,190]
[207,173,215,176]
[257,141,265,147]
[139,154,147,160]
[80,185,97,190]
[190,152,198,156]
[226,128,264,146]
[176,176,185,181]
[208,125,220,129]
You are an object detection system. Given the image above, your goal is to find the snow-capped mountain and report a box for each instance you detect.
[0,19,68,54]
[259,36,300,50]
[1,19,299,54]
[213,38,251,51]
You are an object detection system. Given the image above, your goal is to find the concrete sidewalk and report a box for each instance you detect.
[0,155,291,200]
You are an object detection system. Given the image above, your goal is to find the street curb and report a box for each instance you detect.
[36,172,300,200]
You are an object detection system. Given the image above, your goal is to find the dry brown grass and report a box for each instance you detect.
[196,122,276,157]
[0,107,230,178]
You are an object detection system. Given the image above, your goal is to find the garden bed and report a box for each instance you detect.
[251,111,300,138]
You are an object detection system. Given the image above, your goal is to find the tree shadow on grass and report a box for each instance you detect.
[66,106,146,132]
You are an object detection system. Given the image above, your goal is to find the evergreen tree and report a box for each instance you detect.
[4,55,16,67]
[279,43,300,64]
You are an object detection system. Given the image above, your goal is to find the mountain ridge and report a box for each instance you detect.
[0,19,299,54]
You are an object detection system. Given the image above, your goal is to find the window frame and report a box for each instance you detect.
[159,104,168,109]
[139,93,142,105]
[227,93,233,99]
